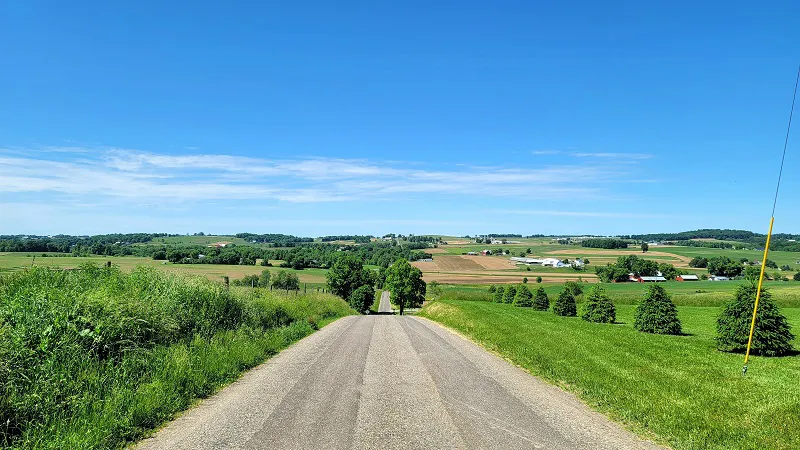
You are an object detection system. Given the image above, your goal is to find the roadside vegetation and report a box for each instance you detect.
[0,265,353,449]
[421,282,800,449]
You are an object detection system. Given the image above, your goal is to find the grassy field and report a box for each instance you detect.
[419,298,800,449]
[0,265,354,449]
[143,235,251,246]
[0,253,329,286]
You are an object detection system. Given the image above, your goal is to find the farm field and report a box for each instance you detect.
[419,298,800,449]
[144,235,252,246]
[0,253,328,285]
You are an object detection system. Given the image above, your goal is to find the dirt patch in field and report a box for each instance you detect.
[420,272,597,284]
[463,255,517,270]
[434,256,485,271]
[443,240,471,245]
[428,247,448,254]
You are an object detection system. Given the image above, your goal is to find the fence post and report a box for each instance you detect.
[223,276,229,291]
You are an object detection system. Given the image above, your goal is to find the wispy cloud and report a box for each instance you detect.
[531,149,562,155]
[496,209,668,219]
[0,146,655,204]
[572,152,653,159]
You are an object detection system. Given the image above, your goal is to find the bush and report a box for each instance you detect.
[581,286,616,323]
[272,270,299,290]
[533,287,549,310]
[634,285,682,335]
[715,284,795,356]
[513,285,533,307]
[348,285,375,314]
[502,285,517,304]
[553,290,577,316]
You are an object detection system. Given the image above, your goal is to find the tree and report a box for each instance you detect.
[428,280,443,298]
[536,276,542,283]
[514,284,533,307]
[707,256,743,278]
[522,277,528,284]
[553,289,577,316]
[743,265,762,282]
[716,284,794,356]
[581,286,616,323]
[780,265,792,272]
[384,258,426,315]
[689,257,708,268]
[518,252,526,258]
[533,287,549,310]
[326,256,373,300]
[348,285,375,314]
[488,285,497,293]
[658,263,681,281]
[272,270,299,290]
[259,269,271,287]
[526,248,532,254]
[765,259,778,269]
[493,287,504,303]
[641,242,649,253]
[564,281,583,297]
[795,272,800,282]
[503,285,517,304]
[633,285,681,335]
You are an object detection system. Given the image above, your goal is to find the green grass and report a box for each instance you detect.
[143,235,251,246]
[0,265,354,449]
[419,298,800,449]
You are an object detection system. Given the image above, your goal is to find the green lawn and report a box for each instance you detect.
[419,298,800,449]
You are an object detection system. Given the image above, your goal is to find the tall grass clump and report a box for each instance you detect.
[0,264,353,449]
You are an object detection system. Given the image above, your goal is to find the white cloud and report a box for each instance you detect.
[0,146,655,204]
[572,152,653,159]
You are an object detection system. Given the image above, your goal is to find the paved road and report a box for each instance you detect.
[377,290,392,313]
[137,316,661,450]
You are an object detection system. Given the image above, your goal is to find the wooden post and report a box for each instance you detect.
[223,276,229,291]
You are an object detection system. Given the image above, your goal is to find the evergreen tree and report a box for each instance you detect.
[716,284,795,356]
[634,285,681,335]
[553,289,577,316]
[502,285,517,304]
[581,285,616,323]
[533,287,550,310]
[514,284,533,307]
[493,288,504,303]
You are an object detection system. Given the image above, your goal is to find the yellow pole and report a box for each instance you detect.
[743,217,775,368]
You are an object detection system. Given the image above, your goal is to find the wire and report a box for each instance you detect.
[772,65,800,216]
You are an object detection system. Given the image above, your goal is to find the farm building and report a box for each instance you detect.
[466,252,478,256]
[417,258,433,262]
[481,250,491,255]
[677,274,699,281]
[709,275,730,281]
[509,257,546,265]
[629,274,667,283]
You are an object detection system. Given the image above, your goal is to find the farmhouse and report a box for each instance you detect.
[541,258,563,267]
[481,250,491,256]
[677,274,699,282]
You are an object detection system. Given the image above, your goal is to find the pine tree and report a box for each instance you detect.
[493,288,504,303]
[634,284,681,335]
[716,284,795,356]
[502,285,517,304]
[581,285,616,323]
[533,287,549,310]
[553,289,577,316]
[514,284,533,307]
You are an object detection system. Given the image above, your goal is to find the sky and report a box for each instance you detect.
[1,1,799,237]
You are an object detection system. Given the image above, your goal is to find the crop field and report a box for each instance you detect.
[0,253,328,285]
[144,235,252,246]
[419,297,800,449]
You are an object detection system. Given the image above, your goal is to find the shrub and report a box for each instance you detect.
[553,290,577,316]
[488,285,496,293]
[513,285,533,307]
[348,285,375,314]
[502,285,517,304]
[715,284,795,356]
[794,272,800,282]
[634,285,682,335]
[523,277,528,284]
[581,286,616,323]
[533,288,549,310]
[536,276,542,283]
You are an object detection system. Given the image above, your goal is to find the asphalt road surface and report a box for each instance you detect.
[377,290,392,313]
[137,316,661,450]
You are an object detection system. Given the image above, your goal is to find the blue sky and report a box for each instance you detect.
[1,1,799,237]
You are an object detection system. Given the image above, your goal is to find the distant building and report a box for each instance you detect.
[676,274,699,282]
[481,250,491,255]
[630,273,667,282]
[417,258,433,262]
[466,252,478,256]
[709,275,730,281]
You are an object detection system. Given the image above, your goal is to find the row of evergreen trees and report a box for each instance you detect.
[487,281,795,356]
